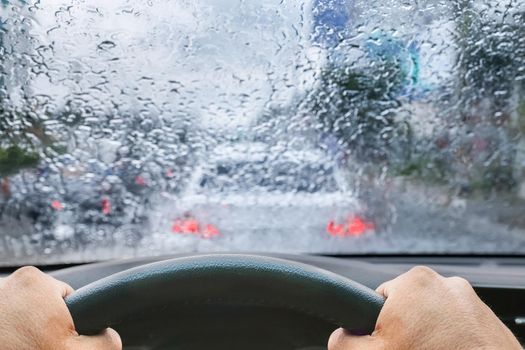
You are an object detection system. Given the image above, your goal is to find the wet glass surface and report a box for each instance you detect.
[0,0,524,265]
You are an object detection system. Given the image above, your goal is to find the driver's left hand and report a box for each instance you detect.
[0,266,122,350]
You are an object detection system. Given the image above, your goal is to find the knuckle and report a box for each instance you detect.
[8,266,48,290]
[409,266,437,278]
[13,266,44,281]
[448,276,472,289]
[405,266,441,287]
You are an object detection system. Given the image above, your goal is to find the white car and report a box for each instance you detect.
[150,143,374,246]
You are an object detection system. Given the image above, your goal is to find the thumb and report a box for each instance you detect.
[328,328,380,350]
[73,328,122,350]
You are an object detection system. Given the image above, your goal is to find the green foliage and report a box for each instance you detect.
[0,145,39,177]
[0,107,49,176]
[469,163,516,193]
[453,3,525,116]
[394,155,448,184]
[445,2,524,194]
[306,61,406,163]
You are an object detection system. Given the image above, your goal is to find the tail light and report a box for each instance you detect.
[135,175,147,186]
[347,216,375,236]
[327,220,345,236]
[202,224,220,238]
[101,198,111,215]
[327,215,375,237]
[51,200,64,211]
[172,218,220,239]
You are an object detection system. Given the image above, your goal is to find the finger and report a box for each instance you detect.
[375,281,390,297]
[375,271,413,297]
[376,277,402,298]
[377,266,441,298]
[328,328,378,350]
[57,280,75,298]
[74,328,122,350]
[39,273,74,298]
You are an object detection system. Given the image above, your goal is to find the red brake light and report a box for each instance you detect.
[327,220,345,237]
[327,215,375,237]
[203,224,220,238]
[135,175,146,186]
[171,220,183,233]
[101,198,111,215]
[184,219,200,234]
[172,218,220,238]
[347,216,375,236]
[51,200,64,210]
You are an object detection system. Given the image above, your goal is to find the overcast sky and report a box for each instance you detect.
[16,0,317,130]
[0,0,481,130]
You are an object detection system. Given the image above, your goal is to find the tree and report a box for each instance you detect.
[303,59,406,164]
[453,0,522,120]
[449,0,525,192]
[0,1,43,177]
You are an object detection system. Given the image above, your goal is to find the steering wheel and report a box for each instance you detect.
[65,254,384,349]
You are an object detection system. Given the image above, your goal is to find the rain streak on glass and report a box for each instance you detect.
[0,0,524,265]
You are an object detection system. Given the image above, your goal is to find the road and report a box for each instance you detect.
[1,180,525,266]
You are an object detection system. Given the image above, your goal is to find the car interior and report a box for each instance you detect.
[1,0,525,349]
[29,253,522,350]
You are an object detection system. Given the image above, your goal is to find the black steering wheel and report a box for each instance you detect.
[65,255,384,349]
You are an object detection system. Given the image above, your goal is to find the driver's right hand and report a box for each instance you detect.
[329,266,522,350]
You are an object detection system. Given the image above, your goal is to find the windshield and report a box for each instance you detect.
[1,0,525,265]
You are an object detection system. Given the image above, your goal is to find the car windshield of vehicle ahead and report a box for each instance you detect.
[0,0,524,266]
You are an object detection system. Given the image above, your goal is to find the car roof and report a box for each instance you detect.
[209,142,332,165]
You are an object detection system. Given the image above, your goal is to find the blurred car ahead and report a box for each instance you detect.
[151,142,375,242]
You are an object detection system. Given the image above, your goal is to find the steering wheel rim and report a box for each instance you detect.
[65,254,384,337]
